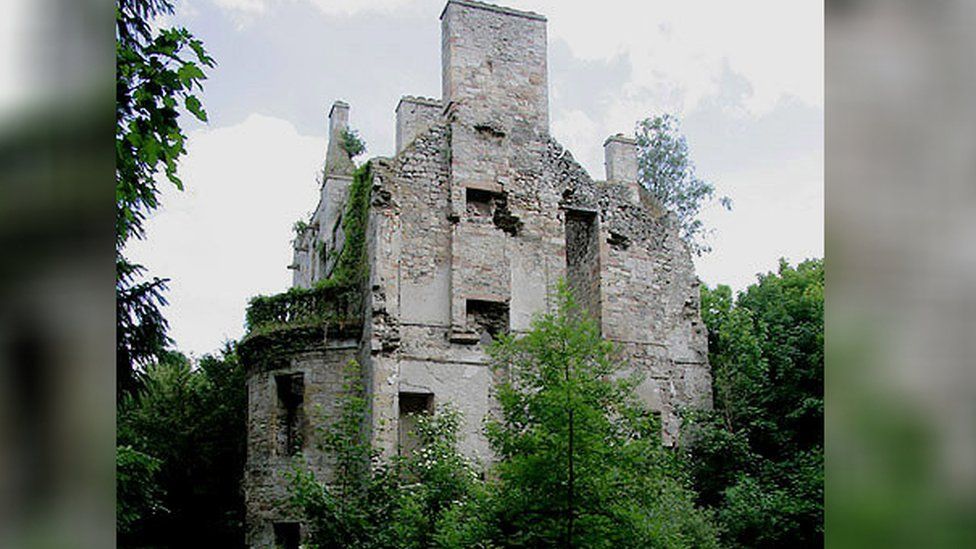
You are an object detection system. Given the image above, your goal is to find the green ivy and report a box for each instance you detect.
[320,162,372,291]
[242,163,373,367]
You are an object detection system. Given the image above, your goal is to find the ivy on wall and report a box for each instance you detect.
[244,162,373,337]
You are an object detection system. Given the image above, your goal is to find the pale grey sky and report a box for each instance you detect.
[127,0,824,357]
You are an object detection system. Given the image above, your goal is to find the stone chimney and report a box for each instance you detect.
[396,96,443,153]
[440,0,549,132]
[324,100,355,177]
[604,134,640,202]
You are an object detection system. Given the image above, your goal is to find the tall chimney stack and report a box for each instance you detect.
[440,0,549,132]
[604,134,641,202]
[324,100,355,177]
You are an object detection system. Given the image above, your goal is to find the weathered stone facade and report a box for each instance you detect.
[242,1,710,546]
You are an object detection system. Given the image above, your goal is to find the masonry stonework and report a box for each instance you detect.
[243,1,711,545]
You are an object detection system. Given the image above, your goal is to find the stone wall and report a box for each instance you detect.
[244,1,711,544]
[291,101,357,289]
[242,330,360,547]
[396,96,443,154]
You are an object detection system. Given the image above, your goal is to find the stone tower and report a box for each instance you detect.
[241,1,711,546]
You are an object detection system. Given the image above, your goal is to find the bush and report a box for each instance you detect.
[341,128,367,157]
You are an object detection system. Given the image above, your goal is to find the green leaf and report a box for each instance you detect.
[177,62,206,89]
[141,137,161,165]
[189,40,215,67]
[184,95,207,122]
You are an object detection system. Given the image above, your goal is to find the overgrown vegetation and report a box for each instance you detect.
[117,345,247,547]
[341,127,367,157]
[635,113,731,256]
[686,258,824,547]
[245,162,373,333]
[289,284,721,548]
[326,162,372,289]
[289,361,484,548]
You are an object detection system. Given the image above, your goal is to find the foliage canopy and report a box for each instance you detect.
[687,258,824,547]
[117,345,247,547]
[635,114,730,256]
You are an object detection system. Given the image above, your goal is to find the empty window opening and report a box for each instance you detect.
[398,392,434,458]
[275,373,305,457]
[465,188,522,236]
[273,522,300,549]
[466,299,510,343]
[565,210,601,323]
[466,188,495,218]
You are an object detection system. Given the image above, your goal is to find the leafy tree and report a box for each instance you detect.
[686,258,824,547]
[289,361,484,548]
[116,0,215,395]
[116,445,164,537]
[341,127,367,157]
[485,283,720,548]
[117,344,246,547]
[117,257,171,395]
[635,114,730,256]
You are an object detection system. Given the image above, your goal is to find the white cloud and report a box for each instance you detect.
[209,0,270,28]
[213,0,268,15]
[125,114,325,357]
[551,109,601,176]
[210,0,426,24]
[694,151,824,291]
[522,0,823,114]
[303,0,423,17]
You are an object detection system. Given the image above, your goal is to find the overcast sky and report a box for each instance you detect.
[126,0,824,358]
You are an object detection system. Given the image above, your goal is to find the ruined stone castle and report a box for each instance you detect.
[241,1,711,546]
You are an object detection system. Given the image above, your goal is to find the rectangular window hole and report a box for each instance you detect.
[398,392,434,458]
[275,373,305,457]
[465,188,497,217]
[565,209,601,322]
[273,522,300,549]
[466,299,510,343]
